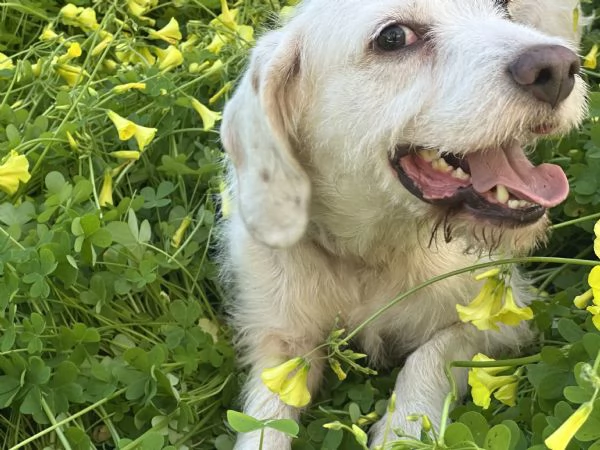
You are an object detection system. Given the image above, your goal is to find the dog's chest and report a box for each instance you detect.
[334,247,480,357]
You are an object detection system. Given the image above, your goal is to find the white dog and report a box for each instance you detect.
[219,0,588,448]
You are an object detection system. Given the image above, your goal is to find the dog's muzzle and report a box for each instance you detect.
[389,142,569,226]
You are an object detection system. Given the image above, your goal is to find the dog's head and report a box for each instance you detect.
[221,0,588,254]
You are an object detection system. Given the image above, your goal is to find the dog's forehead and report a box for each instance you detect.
[301,0,502,25]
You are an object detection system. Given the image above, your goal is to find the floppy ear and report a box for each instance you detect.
[510,0,589,45]
[221,30,310,248]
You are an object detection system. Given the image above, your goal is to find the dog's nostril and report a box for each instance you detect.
[509,44,579,108]
[569,61,580,77]
[534,68,552,85]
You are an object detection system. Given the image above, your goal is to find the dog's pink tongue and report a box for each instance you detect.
[466,144,569,208]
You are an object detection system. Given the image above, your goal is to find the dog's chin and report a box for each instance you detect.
[389,142,566,254]
[434,209,550,256]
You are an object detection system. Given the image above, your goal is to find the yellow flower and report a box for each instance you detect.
[456,278,504,331]
[66,131,78,151]
[279,364,311,407]
[67,42,82,58]
[91,31,114,56]
[458,274,533,331]
[261,357,304,394]
[58,42,82,64]
[117,46,156,67]
[205,59,223,76]
[190,98,222,131]
[545,402,593,450]
[128,0,147,17]
[60,3,79,21]
[189,61,210,74]
[107,110,137,140]
[155,45,184,71]
[574,289,593,309]
[467,354,518,409]
[98,171,113,207]
[493,286,533,326]
[212,0,238,30]
[0,151,31,195]
[40,25,62,42]
[209,81,232,105]
[103,59,118,73]
[107,110,157,151]
[475,267,501,281]
[148,17,182,45]
[59,4,98,30]
[590,266,600,299]
[112,82,146,93]
[128,0,156,17]
[78,7,99,31]
[171,216,192,248]
[587,305,600,330]
[137,47,157,66]
[111,150,141,160]
[55,63,87,86]
[206,32,228,54]
[180,35,199,53]
[133,125,157,151]
[493,379,518,407]
[31,59,43,77]
[583,44,599,70]
[237,25,254,45]
[329,359,347,381]
[0,52,14,70]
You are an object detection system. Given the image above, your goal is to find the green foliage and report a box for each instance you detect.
[0,0,285,448]
[2,1,600,449]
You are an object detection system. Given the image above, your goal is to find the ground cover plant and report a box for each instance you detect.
[1,1,600,449]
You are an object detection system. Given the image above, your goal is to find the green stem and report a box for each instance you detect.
[10,388,127,450]
[450,354,542,368]
[341,257,598,344]
[550,212,600,230]
[0,2,51,20]
[259,427,265,450]
[40,397,73,450]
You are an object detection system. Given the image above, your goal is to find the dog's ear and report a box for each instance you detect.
[221,31,310,248]
[510,0,589,45]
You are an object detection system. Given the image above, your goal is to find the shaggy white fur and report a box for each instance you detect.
[219,0,589,448]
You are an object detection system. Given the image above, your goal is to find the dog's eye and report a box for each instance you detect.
[376,25,418,51]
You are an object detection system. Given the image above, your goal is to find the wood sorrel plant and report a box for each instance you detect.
[0,1,290,448]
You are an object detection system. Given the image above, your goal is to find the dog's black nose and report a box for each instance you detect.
[509,45,580,108]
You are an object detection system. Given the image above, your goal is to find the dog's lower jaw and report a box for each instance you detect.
[447,211,550,256]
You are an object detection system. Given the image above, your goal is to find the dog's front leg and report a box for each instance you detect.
[234,347,324,450]
[368,323,493,447]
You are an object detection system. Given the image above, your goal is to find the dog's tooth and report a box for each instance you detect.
[507,199,520,209]
[518,200,532,208]
[433,158,452,173]
[496,185,509,204]
[451,167,470,180]
[421,149,438,162]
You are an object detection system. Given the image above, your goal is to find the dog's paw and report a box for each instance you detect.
[234,429,292,450]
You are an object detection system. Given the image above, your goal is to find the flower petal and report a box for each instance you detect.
[261,357,303,394]
[0,151,31,195]
[545,402,593,450]
[279,364,311,407]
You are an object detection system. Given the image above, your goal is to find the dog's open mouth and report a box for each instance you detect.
[390,143,569,225]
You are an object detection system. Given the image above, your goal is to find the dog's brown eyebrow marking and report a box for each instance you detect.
[495,0,511,10]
